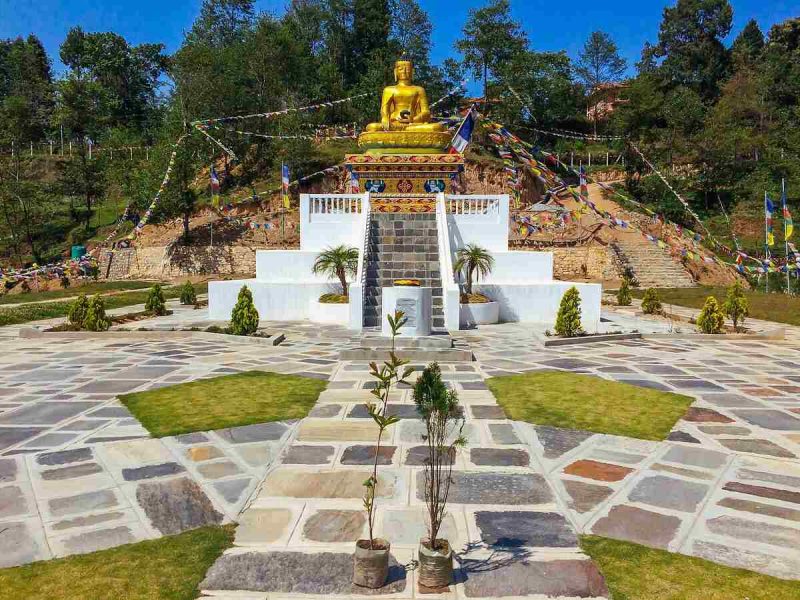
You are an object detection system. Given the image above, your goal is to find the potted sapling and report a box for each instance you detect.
[353,310,412,588]
[413,362,466,588]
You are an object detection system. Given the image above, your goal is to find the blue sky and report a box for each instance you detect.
[1,0,797,94]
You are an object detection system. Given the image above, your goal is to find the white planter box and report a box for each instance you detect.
[460,301,500,328]
[309,299,350,324]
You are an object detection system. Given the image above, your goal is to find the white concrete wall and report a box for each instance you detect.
[208,279,335,321]
[475,282,602,333]
[299,193,366,251]
[446,194,510,253]
[481,251,554,284]
[255,250,332,283]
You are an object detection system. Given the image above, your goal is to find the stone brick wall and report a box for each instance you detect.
[99,245,260,279]
[549,246,621,281]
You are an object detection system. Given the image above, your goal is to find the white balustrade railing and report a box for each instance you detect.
[349,194,371,330]
[445,195,502,218]
[435,193,462,331]
[307,194,364,219]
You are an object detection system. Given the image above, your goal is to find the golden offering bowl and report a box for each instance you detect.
[358,130,452,154]
[394,279,421,286]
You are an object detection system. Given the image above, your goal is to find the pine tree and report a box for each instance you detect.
[83,294,111,331]
[67,294,89,327]
[230,285,259,335]
[145,284,166,315]
[617,278,632,306]
[697,295,725,334]
[722,280,748,332]
[555,287,583,337]
[641,288,662,315]
[180,280,197,305]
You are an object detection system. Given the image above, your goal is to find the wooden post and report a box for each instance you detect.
[588,152,592,167]
[570,152,574,168]
[30,141,33,156]
[606,152,609,166]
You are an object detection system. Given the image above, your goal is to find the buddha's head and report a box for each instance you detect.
[394,60,413,83]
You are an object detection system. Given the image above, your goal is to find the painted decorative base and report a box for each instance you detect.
[460,301,500,328]
[382,286,432,337]
[309,299,350,324]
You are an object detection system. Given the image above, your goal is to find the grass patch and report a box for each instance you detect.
[487,371,693,441]
[0,525,233,600]
[581,535,800,600]
[0,282,209,327]
[0,280,155,305]
[630,286,800,327]
[120,370,327,437]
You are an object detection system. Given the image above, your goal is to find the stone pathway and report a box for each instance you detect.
[200,361,609,599]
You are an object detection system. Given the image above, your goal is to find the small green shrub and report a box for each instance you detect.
[555,286,583,337]
[697,296,725,334]
[318,293,348,304]
[180,281,197,305]
[230,285,259,336]
[617,278,632,306]
[84,294,111,331]
[67,294,89,327]
[641,288,662,315]
[145,284,166,316]
[722,280,748,332]
[205,325,228,334]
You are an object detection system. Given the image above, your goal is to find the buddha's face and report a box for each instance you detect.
[394,61,413,83]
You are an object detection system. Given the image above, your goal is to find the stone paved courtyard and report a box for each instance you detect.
[2,309,800,597]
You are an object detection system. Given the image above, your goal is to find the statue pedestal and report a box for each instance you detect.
[346,153,464,212]
[381,286,432,337]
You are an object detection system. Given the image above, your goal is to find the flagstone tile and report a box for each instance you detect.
[717,438,796,458]
[717,497,800,522]
[682,407,734,423]
[475,510,577,548]
[661,445,728,469]
[691,539,800,580]
[417,471,553,505]
[591,505,681,548]
[301,509,365,543]
[723,481,800,505]
[563,459,633,482]
[731,409,800,431]
[533,425,594,459]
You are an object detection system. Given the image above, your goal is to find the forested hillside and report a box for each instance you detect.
[0,0,797,268]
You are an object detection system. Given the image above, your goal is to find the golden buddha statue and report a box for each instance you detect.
[358,59,452,154]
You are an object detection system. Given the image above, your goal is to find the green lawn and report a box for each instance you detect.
[0,280,156,305]
[0,525,233,600]
[629,286,800,326]
[120,370,327,437]
[487,371,693,441]
[0,282,208,327]
[582,536,800,600]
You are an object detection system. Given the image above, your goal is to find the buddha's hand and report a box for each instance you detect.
[381,118,391,130]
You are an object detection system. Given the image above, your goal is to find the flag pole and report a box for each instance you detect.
[785,179,791,295]
[765,190,769,293]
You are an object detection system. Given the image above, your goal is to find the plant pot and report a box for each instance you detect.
[353,538,390,588]
[418,538,453,588]
[459,300,499,327]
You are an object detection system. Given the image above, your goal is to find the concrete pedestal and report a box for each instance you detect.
[381,286,432,337]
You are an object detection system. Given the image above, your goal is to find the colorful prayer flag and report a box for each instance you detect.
[449,105,477,154]
[766,194,775,247]
[783,183,793,240]
[281,163,290,209]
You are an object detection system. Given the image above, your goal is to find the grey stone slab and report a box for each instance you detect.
[489,423,522,445]
[41,462,104,481]
[702,393,763,408]
[122,462,185,481]
[201,551,407,594]
[717,497,800,522]
[692,539,800,580]
[62,525,137,554]
[57,419,109,432]
[282,445,335,465]
[36,447,92,466]
[213,478,251,504]
[470,448,530,467]
[49,490,118,517]
[89,406,133,419]
[51,511,126,531]
[173,432,209,445]
[302,509,366,542]
[416,471,553,505]
[309,404,342,418]
[0,427,49,451]
[589,448,646,465]
[706,514,800,548]
[405,445,455,466]
[341,445,396,465]
[562,479,614,513]
[348,404,419,419]
[0,402,99,425]
[0,521,47,568]
[470,405,506,419]
[534,425,594,459]
[462,557,608,598]
[475,511,578,548]
[617,379,673,392]
[591,505,681,548]
[732,410,800,431]
[114,366,179,380]
[22,432,79,448]
[0,485,28,518]
[697,425,751,435]
[539,358,600,370]
[215,422,288,444]
[651,463,715,481]
[666,379,724,391]
[197,460,243,479]
[738,468,800,490]
[662,445,728,469]
[628,475,709,512]
[136,476,223,535]
[71,380,144,394]
[0,457,17,482]
[717,438,796,458]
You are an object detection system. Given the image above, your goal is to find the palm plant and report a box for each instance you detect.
[312,245,359,299]
[453,244,494,296]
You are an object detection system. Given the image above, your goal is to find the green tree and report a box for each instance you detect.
[697,295,724,333]
[641,288,662,314]
[617,278,632,306]
[67,294,89,327]
[575,31,627,134]
[732,19,765,67]
[722,280,748,332]
[455,0,528,110]
[453,244,494,296]
[312,245,359,299]
[180,280,197,305]
[145,283,166,316]
[84,294,111,331]
[230,285,259,335]
[555,286,583,337]
[352,0,391,79]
